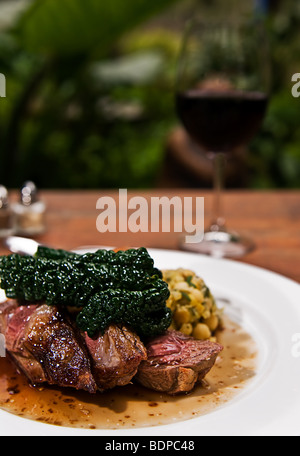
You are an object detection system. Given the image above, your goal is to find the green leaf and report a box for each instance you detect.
[186,275,197,288]
[15,0,179,57]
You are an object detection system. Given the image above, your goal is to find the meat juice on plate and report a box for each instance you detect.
[0,315,258,430]
[176,89,268,152]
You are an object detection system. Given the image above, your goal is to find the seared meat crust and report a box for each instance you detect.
[25,305,97,393]
[1,301,97,393]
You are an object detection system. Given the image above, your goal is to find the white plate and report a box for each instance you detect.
[1,248,300,436]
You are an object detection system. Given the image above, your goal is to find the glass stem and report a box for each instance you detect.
[210,152,226,232]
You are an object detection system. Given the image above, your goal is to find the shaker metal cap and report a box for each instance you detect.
[0,185,9,209]
[20,181,38,206]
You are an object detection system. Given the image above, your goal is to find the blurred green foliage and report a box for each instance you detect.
[249,0,300,188]
[0,0,180,189]
[0,0,299,189]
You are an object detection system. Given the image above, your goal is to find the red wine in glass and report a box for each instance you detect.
[176,86,269,257]
[176,89,268,153]
[175,16,270,258]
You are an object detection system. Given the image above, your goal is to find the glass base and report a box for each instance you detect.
[179,230,255,259]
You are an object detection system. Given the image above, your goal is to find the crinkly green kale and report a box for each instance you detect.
[76,282,171,338]
[0,247,171,339]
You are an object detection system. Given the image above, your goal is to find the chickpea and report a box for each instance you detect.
[163,269,222,341]
[182,269,195,278]
[193,323,211,340]
[202,310,211,319]
[176,281,189,291]
[191,289,204,302]
[205,298,213,310]
[171,290,182,301]
[193,301,204,315]
[180,323,193,336]
[205,314,219,332]
[174,307,190,325]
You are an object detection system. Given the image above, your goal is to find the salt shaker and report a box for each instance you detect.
[13,181,46,236]
[0,185,14,238]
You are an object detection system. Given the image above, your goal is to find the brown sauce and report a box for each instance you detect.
[0,316,257,430]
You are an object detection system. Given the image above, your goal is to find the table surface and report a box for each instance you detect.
[1,189,299,283]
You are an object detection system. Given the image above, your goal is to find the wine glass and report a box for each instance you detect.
[175,17,270,258]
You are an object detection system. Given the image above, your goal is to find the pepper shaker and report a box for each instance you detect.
[12,181,46,236]
[0,185,14,238]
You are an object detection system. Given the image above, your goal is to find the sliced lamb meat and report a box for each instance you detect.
[135,330,223,395]
[1,300,147,393]
[83,324,147,391]
[4,303,46,385]
[0,299,19,334]
[24,305,97,393]
[2,302,97,393]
